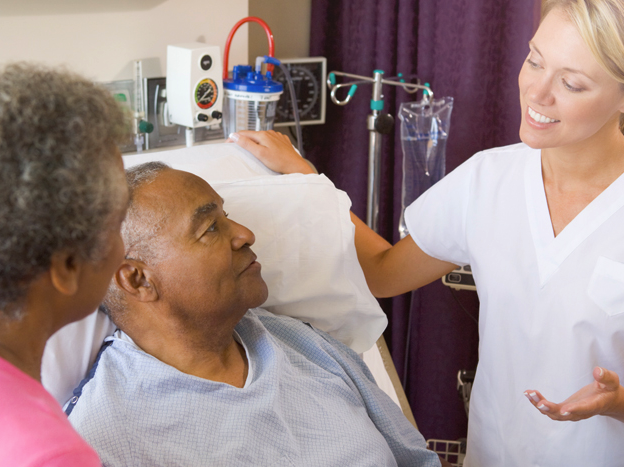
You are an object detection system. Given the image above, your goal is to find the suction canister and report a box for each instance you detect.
[222,65,283,136]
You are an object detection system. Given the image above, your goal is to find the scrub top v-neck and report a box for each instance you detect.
[525,150,624,287]
[405,142,624,467]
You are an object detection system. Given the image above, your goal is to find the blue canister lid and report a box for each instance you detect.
[223,65,283,93]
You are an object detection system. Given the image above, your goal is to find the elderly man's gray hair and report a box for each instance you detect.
[100,161,172,322]
[121,161,172,262]
[0,63,130,318]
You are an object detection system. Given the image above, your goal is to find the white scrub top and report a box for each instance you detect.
[405,142,624,467]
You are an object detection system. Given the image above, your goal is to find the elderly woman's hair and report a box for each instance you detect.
[543,0,624,131]
[100,161,171,322]
[0,63,130,318]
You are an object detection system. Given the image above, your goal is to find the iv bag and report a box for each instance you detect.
[398,96,454,238]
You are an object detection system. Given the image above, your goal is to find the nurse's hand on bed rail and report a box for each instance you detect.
[524,367,624,423]
[227,130,316,175]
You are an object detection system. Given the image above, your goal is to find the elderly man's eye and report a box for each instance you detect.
[203,212,228,236]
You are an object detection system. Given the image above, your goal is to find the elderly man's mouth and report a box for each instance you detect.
[241,256,261,274]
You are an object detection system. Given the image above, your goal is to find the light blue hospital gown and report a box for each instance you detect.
[66,308,439,467]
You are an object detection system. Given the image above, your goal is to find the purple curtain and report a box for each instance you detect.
[306,0,540,440]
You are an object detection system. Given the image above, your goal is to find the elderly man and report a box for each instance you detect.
[66,161,440,467]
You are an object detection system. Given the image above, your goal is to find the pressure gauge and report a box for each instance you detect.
[273,57,326,126]
[195,78,218,109]
[275,66,318,119]
[167,44,223,128]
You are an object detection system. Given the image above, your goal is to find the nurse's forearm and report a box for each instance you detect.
[349,211,393,296]
[350,212,457,297]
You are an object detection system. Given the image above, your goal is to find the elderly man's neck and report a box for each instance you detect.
[119,306,249,388]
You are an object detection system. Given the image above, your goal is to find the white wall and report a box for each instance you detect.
[248,0,311,64]
[0,0,248,82]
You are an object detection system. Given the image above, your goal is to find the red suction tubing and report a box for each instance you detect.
[223,16,275,80]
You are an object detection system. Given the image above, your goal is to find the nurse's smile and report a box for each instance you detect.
[526,106,559,127]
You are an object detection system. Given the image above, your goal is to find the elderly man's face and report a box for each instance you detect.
[139,169,268,324]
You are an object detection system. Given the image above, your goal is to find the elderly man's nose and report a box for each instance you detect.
[230,220,256,249]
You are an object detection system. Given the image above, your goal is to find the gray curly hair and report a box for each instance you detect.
[0,63,130,317]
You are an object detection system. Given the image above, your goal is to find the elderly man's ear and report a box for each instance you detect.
[115,260,159,302]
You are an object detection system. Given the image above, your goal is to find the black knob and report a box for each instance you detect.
[211,110,223,120]
[197,113,209,122]
[374,114,394,134]
[200,55,213,71]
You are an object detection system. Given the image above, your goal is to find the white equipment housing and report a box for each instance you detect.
[166,44,223,128]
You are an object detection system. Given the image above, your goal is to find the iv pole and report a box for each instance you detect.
[328,71,432,431]
[327,70,432,232]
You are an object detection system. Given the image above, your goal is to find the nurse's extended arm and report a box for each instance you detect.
[524,367,624,423]
[348,212,458,297]
[230,130,458,297]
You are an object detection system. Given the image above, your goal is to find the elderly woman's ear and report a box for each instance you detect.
[115,260,159,303]
[48,251,81,296]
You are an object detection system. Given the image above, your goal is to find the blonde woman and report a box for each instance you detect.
[232,0,624,464]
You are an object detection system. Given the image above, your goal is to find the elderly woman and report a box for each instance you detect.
[232,0,624,465]
[0,64,129,466]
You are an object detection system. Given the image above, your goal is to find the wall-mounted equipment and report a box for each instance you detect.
[102,71,153,154]
[222,64,283,137]
[221,17,282,138]
[143,77,223,151]
[102,79,141,153]
[132,60,154,152]
[273,57,326,127]
[166,44,223,144]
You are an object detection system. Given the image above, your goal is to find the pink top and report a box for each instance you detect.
[0,356,100,467]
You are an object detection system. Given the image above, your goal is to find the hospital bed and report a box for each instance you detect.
[41,142,417,429]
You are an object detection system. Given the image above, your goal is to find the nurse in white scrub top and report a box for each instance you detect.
[232,0,624,465]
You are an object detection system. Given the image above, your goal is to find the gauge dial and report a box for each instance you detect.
[194,78,218,109]
[275,65,319,120]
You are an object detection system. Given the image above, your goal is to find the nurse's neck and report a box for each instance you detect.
[541,128,624,191]
[540,125,624,237]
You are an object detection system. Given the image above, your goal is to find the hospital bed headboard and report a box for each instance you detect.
[41,142,414,425]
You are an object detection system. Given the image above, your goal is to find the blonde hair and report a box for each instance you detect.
[542,0,624,132]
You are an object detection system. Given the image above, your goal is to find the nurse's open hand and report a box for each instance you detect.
[524,367,624,423]
[227,130,316,175]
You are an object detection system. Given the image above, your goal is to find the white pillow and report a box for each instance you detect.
[212,175,386,350]
[42,142,387,404]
